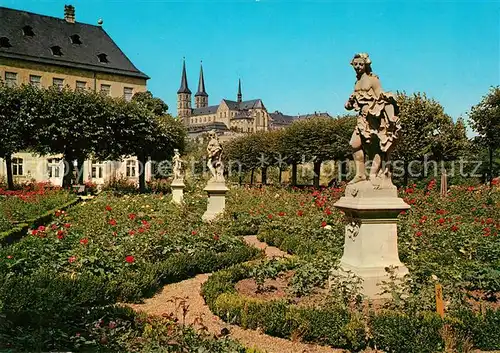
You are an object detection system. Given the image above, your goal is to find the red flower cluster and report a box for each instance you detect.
[108,219,117,226]
[105,205,112,212]
[125,255,135,263]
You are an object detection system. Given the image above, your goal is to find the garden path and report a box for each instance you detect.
[128,235,345,353]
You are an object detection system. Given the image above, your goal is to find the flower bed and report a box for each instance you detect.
[0,182,77,232]
[205,183,500,351]
[0,191,261,351]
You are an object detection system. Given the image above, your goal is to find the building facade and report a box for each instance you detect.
[0,5,151,186]
[177,61,271,137]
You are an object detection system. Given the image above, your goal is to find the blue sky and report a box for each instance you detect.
[2,0,499,130]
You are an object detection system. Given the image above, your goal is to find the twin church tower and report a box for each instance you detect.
[176,60,270,134]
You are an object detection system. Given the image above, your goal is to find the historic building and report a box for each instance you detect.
[177,60,270,138]
[0,5,151,186]
[268,111,333,129]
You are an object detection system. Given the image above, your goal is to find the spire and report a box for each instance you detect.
[177,58,191,94]
[195,62,208,97]
[237,78,242,103]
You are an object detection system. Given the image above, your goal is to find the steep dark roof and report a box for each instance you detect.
[269,111,296,126]
[188,121,229,133]
[192,105,219,116]
[177,59,191,94]
[195,63,208,97]
[231,111,252,120]
[0,6,149,79]
[222,99,264,110]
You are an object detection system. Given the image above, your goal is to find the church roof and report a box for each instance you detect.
[269,111,333,126]
[231,111,253,120]
[178,59,191,94]
[192,105,219,116]
[195,63,208,97]
[0,6,149,79]
[188,121,229,133]
[223,99,264,110]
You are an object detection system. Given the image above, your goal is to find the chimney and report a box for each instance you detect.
[64,5,75,23]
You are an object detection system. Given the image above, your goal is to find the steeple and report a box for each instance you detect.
[195,62,208,109]
[177,58,192,125]
[237,79,242,103]
[177,58,191,94]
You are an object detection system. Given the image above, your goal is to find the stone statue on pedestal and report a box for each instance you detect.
[345,53,401,188]
[332,53,409,299]
[206,130,224,182]
[172,149,184,181]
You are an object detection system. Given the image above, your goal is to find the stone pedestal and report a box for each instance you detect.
[202,181,229,222]
[332,181,410,299]
[171,179,185,205]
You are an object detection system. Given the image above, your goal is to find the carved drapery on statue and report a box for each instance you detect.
[172,149,184,181]
[206,130,224,182]
[345,52,401,187]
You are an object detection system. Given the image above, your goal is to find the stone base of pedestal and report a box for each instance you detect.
[171,180,185,205]
[202,181,229,222]
[331,180,410,299]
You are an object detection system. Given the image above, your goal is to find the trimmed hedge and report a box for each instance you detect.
[202,261,500,353]
[0,197,81,246]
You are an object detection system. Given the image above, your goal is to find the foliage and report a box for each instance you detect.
[250,258,288,292]
[469,86,500,150]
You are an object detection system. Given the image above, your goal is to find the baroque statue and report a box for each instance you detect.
[206,130,224,182]
[345,53,401,187]
[172,148,184,181]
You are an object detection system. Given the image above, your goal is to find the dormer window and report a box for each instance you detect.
[97,53,108,63]
[22,26,34,36]
[0,37,12,48]
[51,46,63,56]
[70,34,81,44]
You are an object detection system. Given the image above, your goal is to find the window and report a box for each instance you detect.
[53,78,64,90]
[29,75,41,87]
[76,81,87,91]
[0,37,12,48]
[50,46,63,56]
[5,72,17,87]
[70,34,81,44]
[12,158,23,176]
[100,84,111,96]
[47,158,61,178]
[126,160,136,177]
[97,53,108,63]
[123,87,133,101]
[23,26,34,37]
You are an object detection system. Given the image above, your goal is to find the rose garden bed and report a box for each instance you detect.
[202,182,500,352]
[0,190,261,352]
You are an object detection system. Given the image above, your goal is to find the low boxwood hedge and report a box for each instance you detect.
[202,261,500,353]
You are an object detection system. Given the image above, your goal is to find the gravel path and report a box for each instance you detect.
[128,236,345,353]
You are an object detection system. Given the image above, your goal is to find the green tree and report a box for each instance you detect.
[393,92,456,186]
[0,84,38,189]
[132,91,169,117]
[468,86,500,184]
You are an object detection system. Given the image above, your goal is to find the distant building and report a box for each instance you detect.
[268,111,333,129]
[0,5,151,186]
[177,60,270,137]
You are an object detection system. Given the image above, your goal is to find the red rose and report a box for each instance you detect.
[451,225,459,232]
[31,229,38,236]
[38,225,46,232]
[109,219,117,226]
[80,238,89,245]
[57,230,64,239]
[129,230,136,236]
[297,210,303,216]
[128,213,136,220]
[64,223,71,229]
[125,255,135,263]
[51,224,58,230]
[415,231,423,237]
[6,255,12,259]
[438,218,445,224]
[55,210,62,217]
[267,214,273,219]
[191,230,197,235]
[278,211,285,216]
[321,221,327,228]
[105,205,112,212]
[138,228,145,233]
[213,234,220,241]
[68,256,76,263]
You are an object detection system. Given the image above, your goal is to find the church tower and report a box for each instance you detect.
[195,62,208,109]
[237,79,242,103]
[177,59,192,125]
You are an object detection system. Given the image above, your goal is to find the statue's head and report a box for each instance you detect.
[350,53,372,75]
[174,148,179,155]
[208,129,217,139]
